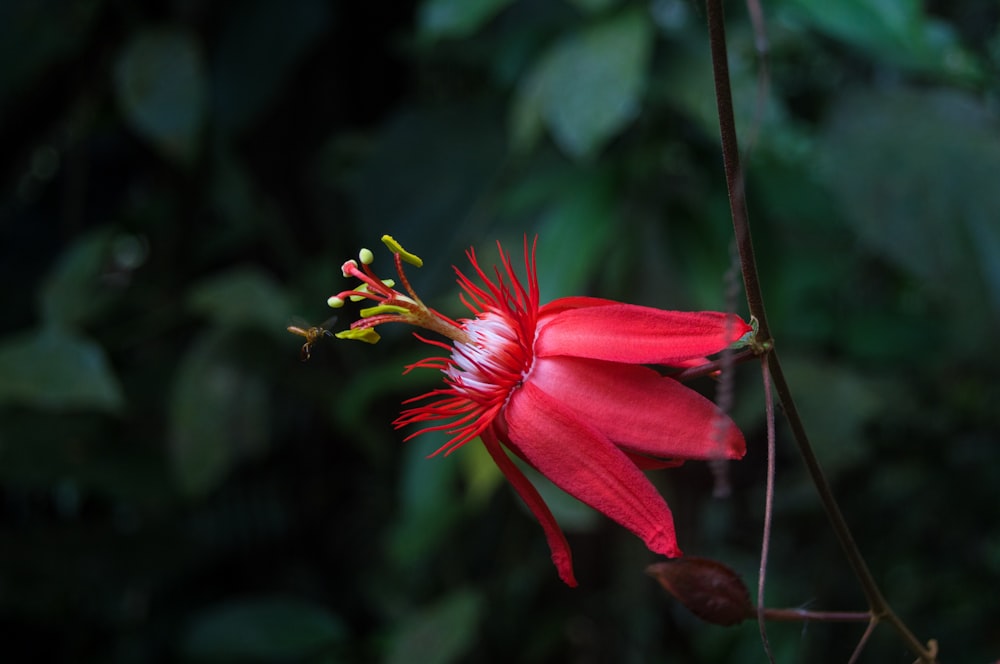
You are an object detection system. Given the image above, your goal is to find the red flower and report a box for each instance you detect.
[327,236,751,586]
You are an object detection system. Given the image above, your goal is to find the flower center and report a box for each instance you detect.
[321,235,538,414]
[447,311,530,405]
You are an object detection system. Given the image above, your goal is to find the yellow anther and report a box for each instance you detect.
[381,235,423,267]
[328,295,345,308]
[335,328,381,344]
[360,304,411,318]
[348,282,373,302]
[342,280,399,305]
[359,248,374,265]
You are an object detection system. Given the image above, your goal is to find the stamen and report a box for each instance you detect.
[360,304,411,318]
[328,235,471,346]
[335,328,381,344]
[382,235,423,267]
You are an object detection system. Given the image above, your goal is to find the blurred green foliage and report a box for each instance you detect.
[1,0,998,661]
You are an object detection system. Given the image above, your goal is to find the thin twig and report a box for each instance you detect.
[847,616,879,664]
[671,349,755,381]
[762,609,871,623]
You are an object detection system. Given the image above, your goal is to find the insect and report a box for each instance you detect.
[287,317,337,361]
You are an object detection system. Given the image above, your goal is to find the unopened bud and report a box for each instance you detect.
[646,556,754,627]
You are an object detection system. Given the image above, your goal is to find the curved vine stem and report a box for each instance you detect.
[702,1,937,661]
[757,354,776,663]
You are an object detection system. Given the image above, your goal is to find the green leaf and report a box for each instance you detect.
[0,327,123,413]
[385,590,483,664]
[457,438,504,507]
[168,331,269,498]
[533,169,617,302]
[114,28,207,165]
[510,9,653,158]
[187,267,296,337]
[418,0,515,40]
[387,431,465,568]
[182,597,346,662]
[780,0,982,82]
[821,88,1000,319]
[37,229,121,329]
[567,0,621,13]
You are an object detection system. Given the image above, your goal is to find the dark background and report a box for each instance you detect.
[1,0,998,661]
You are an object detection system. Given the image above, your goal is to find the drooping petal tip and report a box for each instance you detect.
[504,382,683,568]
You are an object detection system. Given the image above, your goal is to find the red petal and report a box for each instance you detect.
[536,305,751,365]
[528,357,746,461]
[625,453,686,470]
[538,296,618,315]
[481,428,578,587]
[504,381,682,559]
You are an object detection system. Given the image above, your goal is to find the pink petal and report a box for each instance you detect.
[528,356,746,462]
[503,381,682,559]
[481,428,578,587]
[536,305,751,365]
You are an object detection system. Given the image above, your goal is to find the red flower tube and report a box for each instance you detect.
[326,235,752,586]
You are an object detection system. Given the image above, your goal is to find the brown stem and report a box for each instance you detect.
[702,1,936,661]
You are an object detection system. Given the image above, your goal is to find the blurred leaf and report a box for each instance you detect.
[114,28,207,165]
[38,229,116,329]
[351,104,505,265]
[778,357,882,477]
[0,410,172,504]
[511,9,653,158]
[780,0,982,82]
[187,267,296,337]
[533,169,616,301]
[567,0,621,13]
[182,597,346,662]
[388,431,465,567]
[966,212,1000,311]
[418,0,515,40]
[520,463,599,531]
[212,0,331,135]
[822,88,1000,319]
[496,162,619,299]
[385,590,483,664]
[168,331,269,498]
[0,0,101,104]
[656,32,791,148]
[0,326,123,412]
[458,438,504,507]
[509,63,547,153]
